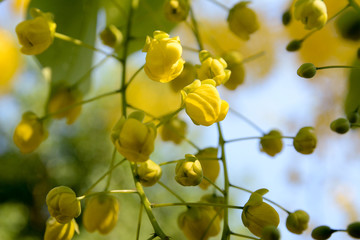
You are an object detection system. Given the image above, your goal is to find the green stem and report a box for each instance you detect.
[158,181,187,203]
[159,159,183,166]
[229,184,291,214]
[126,64,145,87]
[155,107,184,128]
[226,135,294,143]
[316,65,360,70]
[183,137,201,151]
[351,123,360,127]
[105,147,117,191]
[54,32,122,62]
[206,0,229,10]
[152,202,243,209]
[77,189,138,200]
[241,51,266,64]
[182,45,200,52]
[203,176,224,194]
[189,7,204,50]
[127,104,157,119]
[349,0,360,14]
[200,210,221,240]
[230,232,259,240]
[136,204,143,240]
[229,107,264,134]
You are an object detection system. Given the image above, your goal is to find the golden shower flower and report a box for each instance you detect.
[83,194,119,235]
[241,189,280,237]
[222,51,245,90]
[13,111,47,154]
[286,210,310,234]
[293,127,317,154]
[196,147,220,190]
[175,154,203,186]
[15,9,56,55]
[196,50,231,86]
[143,30,185,83]
[136,159,162,187]
[260,130,283,157]
[164,0,190,22]
[178,206,221,240]
[46,186,81,224]
[160,117,187,144]
[181,79,229,126]
[227,1,260,40]
[44,217,77,240]
[111,111,156,162]
[294,0,327,30]
[48,88,82,125]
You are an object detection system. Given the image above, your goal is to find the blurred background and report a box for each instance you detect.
[1,0,360,239]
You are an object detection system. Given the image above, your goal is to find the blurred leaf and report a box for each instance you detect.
[28,0,99,94]
[345,59,360,116]
[104,0,176,57]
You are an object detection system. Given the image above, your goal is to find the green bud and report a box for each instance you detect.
[347,110,360,124]
[282,10,292,26]
[261,225,280,240]
[330,118,350,134]
[286,40,302,52]
[260,130,283,157]
[297,63,317,78]
[347,222,360,238]
[293,127,317,155]
[311,226,334,240]
[286,210,310,234]
[100,25,123,48]
[335,9,360,41]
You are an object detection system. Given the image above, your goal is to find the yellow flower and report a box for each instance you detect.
[196,50,231,86]
[178,206,221,240]
[260,130,283,157]
[169,62,196,92]
[241,189,280,237]
[136,159,162,187]
[294,0,327,30]
[46,186,81,224]
[44,217,77,240]
[222,51,245,90]
[175,154,203,186]
[83,194,119,235]
[111,111,156,162]
[286,210,310,234]
[100,25,123,48]
[293,127,317,154]
[15,9,56,55]
[181,79,229,126]
[164,0,190,22]
[227,1,260,40]
[195,148,220,190]
[13,111,47,154]
[143,30,185,83]
[160,117,187,144]
[48,88,82,125]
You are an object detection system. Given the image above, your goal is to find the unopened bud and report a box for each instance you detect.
[286,210,310,234]
[100,25,123,48]
[311,226,334,240]
[286,40,302,52]
[293,127,317,154]
[347,222,360,238]
[175,154,203,186]
[261,225,280,240]
[282,10,291,26]
[330,118,350,134]
[297,63,317,78]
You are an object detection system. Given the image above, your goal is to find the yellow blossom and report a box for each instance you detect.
[196,148,220,190]
[83,194,119,235]
[111,111,156,162]
[143,30,185,83]
[15,9,56,55]
[181,79,229,126]
[175,154,203,186]
[13,111,47,154]
[242,189,280,237]
[164,0,190,22]
[44,217,77,240]
[294,0,327,30]
[222,51,245,90]
[46,186,81,224]
[136,159,162,187]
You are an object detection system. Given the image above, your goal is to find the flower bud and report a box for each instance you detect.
[347,222,360,238]
[293,127,317,154]
[222,51,245,90]
[100,25,123,48]
[195,148,220,190]
[347,111,360,124]
[330,118,350,134]
[175,154,203,186]
[261,225,280,240]
[181,79,229,126]
[260,130,283,157]
[335,9,360,41]
[83,194,119,235]
[282,10,292,26]
[286,40,303,52]
[200,194,225,219]
[294,0,327,30]
[142,30,185,83]
[242,189,280,237]
[286,210,310,234]
[160,117,187,144]
[297,63,317,78]
[196,50,231,86]
[164,0,189,22]
[178,206,221,240]
[48,88,82,125]
[46,186,81,224]
[311,226,334,240]
[13,111,47,154]
[111,112,156,162]
[169,62,196,92]
[44,217,77,240]
[136,159,162,187]
[227,1,260,40]
[15,9,56,55]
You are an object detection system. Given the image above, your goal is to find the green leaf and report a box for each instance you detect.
[345,59,360,117]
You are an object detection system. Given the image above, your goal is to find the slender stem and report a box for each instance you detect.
[155,107,184,128]
[316,65,360,70]
[159,159,183,166]
[136,204,143,240]
[203,176,224,194]
[230,232,259,240]
[189,7,204,50]
[206,0,229,10]
[230,184,291,214]
[226,135,294,143]
[351,123,360,127]
[201,210,221,240]
[83,159,126,196]
[105,147,117,191]
[183,137,201,151]
[182,45,200,52]
[229,107,265,134]
[127,104,157,119]
[54,32,122,62]
[241,51,266,64]
[152,202,243,209]
[126,64,145,87]
[349,0,360,14]
[158,181,187,203]
[77,189,138,200]
[40,89,121,121]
